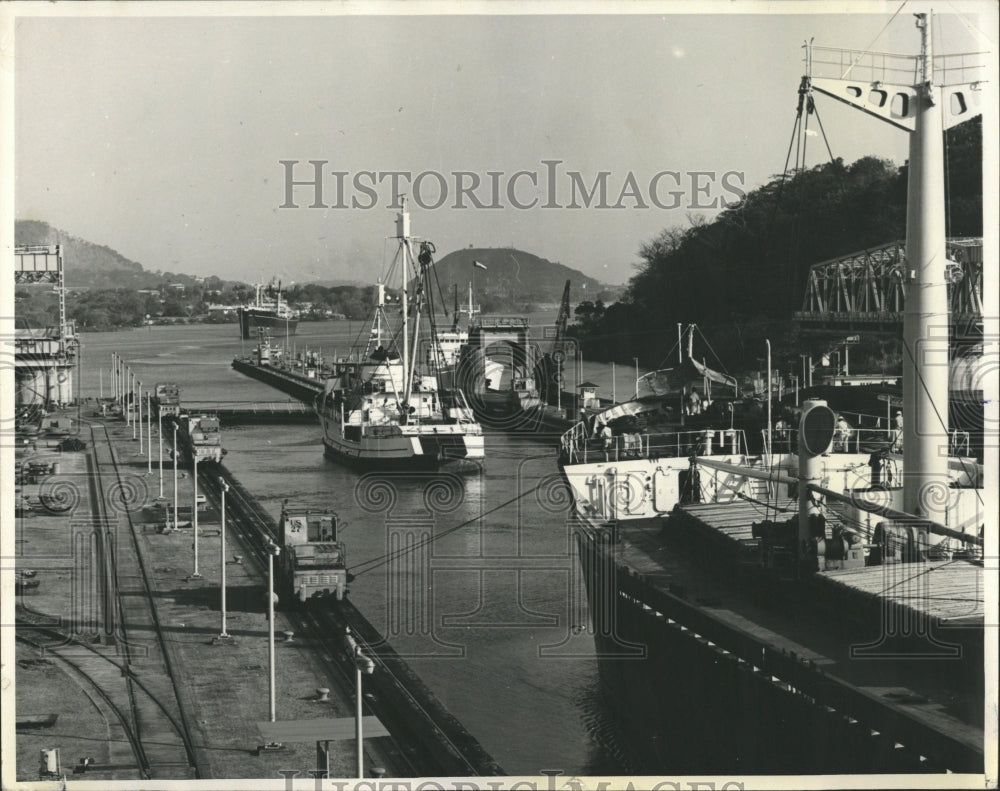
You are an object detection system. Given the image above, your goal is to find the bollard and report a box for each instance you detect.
[315,688,330,702]
[283,631,295,643]
[233,555,243,565]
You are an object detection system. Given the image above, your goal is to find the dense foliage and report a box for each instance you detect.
[285,283,381,321]
[570,118,982,374]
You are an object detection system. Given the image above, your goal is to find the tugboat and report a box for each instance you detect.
[237,278,299,340]
[314,199,485,470]
[558,15,987,775]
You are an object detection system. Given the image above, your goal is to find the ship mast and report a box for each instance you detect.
[396,198,411,410]
[902,13,948,520]
[808,12,983,526]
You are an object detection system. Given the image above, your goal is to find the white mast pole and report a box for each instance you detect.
[396,197,415,405]
[902,12,949,525]
[807,12,982,530]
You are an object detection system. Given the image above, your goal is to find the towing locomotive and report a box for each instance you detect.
[278,505,349,602]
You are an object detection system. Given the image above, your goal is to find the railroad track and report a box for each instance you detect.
[15,621,194,780]
[16,626,147,780]
[195,461,502,777]
[82,423,201,778]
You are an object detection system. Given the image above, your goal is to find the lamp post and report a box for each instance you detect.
[191,454,201,579]
[138,382,144,452]
[172,422,179,531]
[217,478,231,641]
[146,391,152,473]
[158,410,164,496]
[344,629,375,778]
[132,373,138,439]
[266,541,281,722]
[765,339,772,461]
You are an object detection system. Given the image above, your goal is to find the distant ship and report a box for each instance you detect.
[237,279,299,340]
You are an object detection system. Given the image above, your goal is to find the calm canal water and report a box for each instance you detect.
[76,319,635,776]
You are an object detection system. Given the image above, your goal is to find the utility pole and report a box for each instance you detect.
[138,382,144,452]
[158,410,164,497]
[267,541,281,722]
[146,391,152,473]
[216,478,232,642]
[343,629,375,778]
[191,454,201,579]
[172,423,179,531]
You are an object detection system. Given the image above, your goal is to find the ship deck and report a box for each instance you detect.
[669,500,985,626]
[607,500,985,744]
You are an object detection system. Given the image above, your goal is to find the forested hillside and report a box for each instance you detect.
[571,117,982,371]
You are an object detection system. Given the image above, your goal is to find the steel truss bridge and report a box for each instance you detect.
[794,238,983,337]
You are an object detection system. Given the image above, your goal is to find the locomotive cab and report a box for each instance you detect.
[279,506,348,602]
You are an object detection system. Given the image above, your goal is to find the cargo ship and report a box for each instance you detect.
[237,279,299,340]
[558,16,988,775]
[314,200,485,470]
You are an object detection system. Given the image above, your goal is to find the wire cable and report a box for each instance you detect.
[841,2,909,79]
[350,481,545,576]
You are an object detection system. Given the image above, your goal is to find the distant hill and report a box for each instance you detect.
[430,247,605,301]
[15,220,202,290]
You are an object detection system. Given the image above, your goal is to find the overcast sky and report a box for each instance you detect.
[12,2,997,287]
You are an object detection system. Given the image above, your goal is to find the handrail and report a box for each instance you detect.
[561,423,750,465]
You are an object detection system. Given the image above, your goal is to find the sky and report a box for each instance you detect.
[10,1,998,288]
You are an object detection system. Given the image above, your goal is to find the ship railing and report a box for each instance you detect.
[774,426,899,455]
[559,421,590,462]
[561,425,751,464]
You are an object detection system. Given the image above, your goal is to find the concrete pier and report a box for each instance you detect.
[13,407,499,780]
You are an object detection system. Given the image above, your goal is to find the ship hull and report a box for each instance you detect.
[319,416,484,472]
[573,512,982,774]
[322,438,482,472]
[238,308,299,340]
[559,421,984,773]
